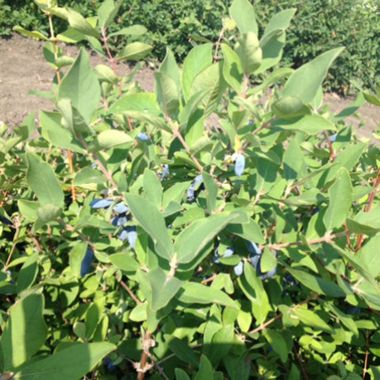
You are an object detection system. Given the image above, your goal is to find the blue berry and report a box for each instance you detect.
[119,226,137,249]
[233,261,244,276]
[80,247,94,277]
[90,199,113,209]
[213,246,234,263]
[112,215,128,227]
[187,175,203,202]
[137,132,150,142]
[234,153,245,177]
[159,164,170,180]
[329,133,337,142]
[113,203,129,214]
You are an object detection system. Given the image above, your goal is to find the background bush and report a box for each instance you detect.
[1,0,379,93]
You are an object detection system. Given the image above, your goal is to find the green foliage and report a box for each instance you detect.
[1,0,380,379]
[2,0,380,92]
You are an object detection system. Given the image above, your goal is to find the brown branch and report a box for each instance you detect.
[137,331,153,380]
[294,346,310,380]
[248,314,281,335]
[101,27,116,66]
[119,280,142,304]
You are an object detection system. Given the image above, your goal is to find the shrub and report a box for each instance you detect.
[1,0,380,378]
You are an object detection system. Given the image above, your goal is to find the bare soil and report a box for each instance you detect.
[0,34,379,143]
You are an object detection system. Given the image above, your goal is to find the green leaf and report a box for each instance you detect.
[16,254,38,294]
[66,8,100,38]
[26,153,64,208]
[0,293,47,370]
[143,168,163,208]
[182,43,213,100]
[14,342,116,380]
[58,48,101,124]
[229,0,258,34]
[190,63,225,116]
[109,25,147,37]
[263,329,289,363]
[96,129,133,149]
[221,44,243,93]
[74,167,106,189]
[174,213,240,264]
[169,338,199,366]
[239,261,271,324]
[203,172,218,213]
[274,115,336,134]
[155,72,180,118]
[347,207,380,235]
[13,25,48,40]
[226,219,264,244]
[236,32,262,75]
[287,268,345,298]
[17,200,39,222]
[117,42,152,61]
[194,354,214,380]
[358,234,380,278]
[147,268,182,311]
[282,47,344,104]
[178,282,238,308]
[97,0,120,28]
[257,9,296,73]
[261,247,277,273]
[69,242,88,278]
[109,253,139,273]
[323,168,352,230]
[159,49,181,92]
[109,92,160,115]
[175,368,191,380]
[40,111,84,153]
[290,308,332,332]
[126,194,174,260]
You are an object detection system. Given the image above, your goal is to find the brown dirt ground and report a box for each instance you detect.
[0,34,379,143]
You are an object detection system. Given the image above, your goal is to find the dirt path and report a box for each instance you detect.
[0,34,378,143]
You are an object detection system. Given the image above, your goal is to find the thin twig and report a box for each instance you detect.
[362,333,370,380]
[294,346,310,380]
[248,315,281,335]
[213,27,225,62]
[4,221,21,271]
[119,280,142,304]
[264,231,346,251]
[172,126,204,173]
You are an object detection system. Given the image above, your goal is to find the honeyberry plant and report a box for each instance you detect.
[1,0,380,378]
